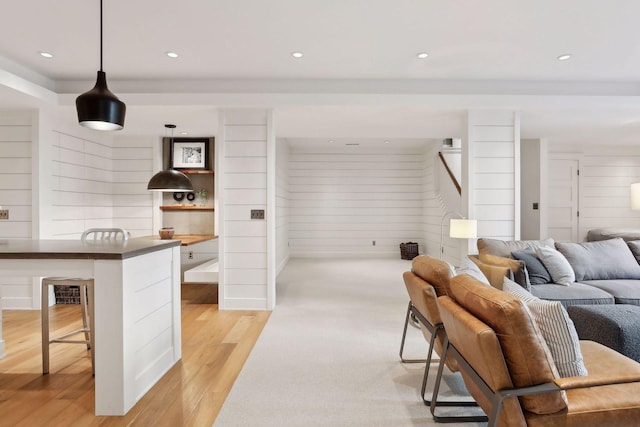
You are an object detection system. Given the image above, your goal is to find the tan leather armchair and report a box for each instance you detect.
[400,255,487,422]
[436,274,640,427]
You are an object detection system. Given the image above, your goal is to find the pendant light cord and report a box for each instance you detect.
[100,0,103,72]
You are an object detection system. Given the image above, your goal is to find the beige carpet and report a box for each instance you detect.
[214,258,487,426]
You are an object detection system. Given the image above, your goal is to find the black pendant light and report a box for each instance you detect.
[76,0,126,131]
[147,125,194,192]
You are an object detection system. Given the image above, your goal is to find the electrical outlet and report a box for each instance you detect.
[0,209,8,220]
[372,240,376,246]
[188,251,193,260]
[251,209,265,220]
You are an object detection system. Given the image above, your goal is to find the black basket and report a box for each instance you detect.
[399,242,419,260]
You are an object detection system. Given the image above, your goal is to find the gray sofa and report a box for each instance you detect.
[476,236,640,307]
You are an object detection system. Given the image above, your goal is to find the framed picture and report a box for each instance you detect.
[171,139,208,169]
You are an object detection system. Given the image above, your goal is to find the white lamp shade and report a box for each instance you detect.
[449,218,477,239]
[631,183,640,210]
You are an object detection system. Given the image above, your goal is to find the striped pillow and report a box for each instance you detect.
[503,278,587,377]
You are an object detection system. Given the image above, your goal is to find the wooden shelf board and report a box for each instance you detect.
[178,169,214,175]
[160,205,214,211]
[172,234,217,246]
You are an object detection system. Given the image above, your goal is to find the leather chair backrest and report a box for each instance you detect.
[438,295,526,427]
[411,255,454,297]
[447,274,567,415]
[403,271,458,371]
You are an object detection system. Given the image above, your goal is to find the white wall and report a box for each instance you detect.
[549,144,640,241]
[464,111,520,244]
[48,131,114,237]
[112,136,154,236]
[275,138,290,274]
[521,139,541,240]
[0,110,33,309]
[288,143,425,258]
[0,110,32,239]
[218,110,274,310]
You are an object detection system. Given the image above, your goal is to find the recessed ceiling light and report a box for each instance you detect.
[329,140,334,143]
[39,51,54,59]
[166,51,179,58]
[291,51,304,58]
[557,54,572,61]
[180,131,188,135]
[416,52,429,59]
[384,140,390,144]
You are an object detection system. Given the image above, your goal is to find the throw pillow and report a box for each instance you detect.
[455,256,490,285]
[556,238,640,281]
[469,256,514,289]
[479,253,531,291]
[627,240,640,263]
[503,278,588,378]
[535,246,575,286]
[512,249,552,285]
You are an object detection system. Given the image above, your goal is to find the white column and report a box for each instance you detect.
[217,109,275,310]
[463,110,521,250]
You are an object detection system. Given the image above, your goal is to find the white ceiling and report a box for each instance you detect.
[2,0,640,144]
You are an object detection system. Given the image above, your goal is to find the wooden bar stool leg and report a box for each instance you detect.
[80,285,90,350]
[41,282,49,375]
[87,282,95,376]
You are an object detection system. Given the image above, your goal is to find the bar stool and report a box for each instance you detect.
[41,228,129,375]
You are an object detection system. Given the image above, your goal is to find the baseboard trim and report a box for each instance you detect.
[276,255,290,276]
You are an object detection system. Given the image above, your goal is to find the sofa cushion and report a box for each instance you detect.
[479,253,531,291]
[477,237,555,258]
[455,256,490,285]
[530,282,615,307]
[577,280,640,305]
[587,227,640,242]
[535,246,575,286]
[449,274,567,414]
[503,279,588,377]
[512,249,552,286]
[556,238,640,281]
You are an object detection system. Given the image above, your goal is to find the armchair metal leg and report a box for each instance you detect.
[429,337,488,423]
[399,301,427,363]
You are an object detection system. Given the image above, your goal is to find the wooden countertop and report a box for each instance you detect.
[166,234,217,246]
[0,238,181,260]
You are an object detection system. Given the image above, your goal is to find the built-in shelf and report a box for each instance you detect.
[160,206,214,211]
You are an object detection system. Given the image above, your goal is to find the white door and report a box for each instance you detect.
[548,159,579,242]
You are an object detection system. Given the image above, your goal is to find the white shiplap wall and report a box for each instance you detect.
[219,110,273,310]
[0,110,32,239]
[550,144,640,242]
[50,131,114,238]
[288,144,425,257]
[0,110,33,310]
[465,111,520,241]
[112,136,154,236]
[275,138,290,274]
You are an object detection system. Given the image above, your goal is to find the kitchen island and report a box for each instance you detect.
[0,237,182,416]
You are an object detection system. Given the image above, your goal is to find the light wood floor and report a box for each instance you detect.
[0,284,270,426]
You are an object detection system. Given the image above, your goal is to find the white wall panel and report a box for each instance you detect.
[289,144,426,258]
[220,110,273,310]
[0,110,33,308]
[466,111,520,242]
